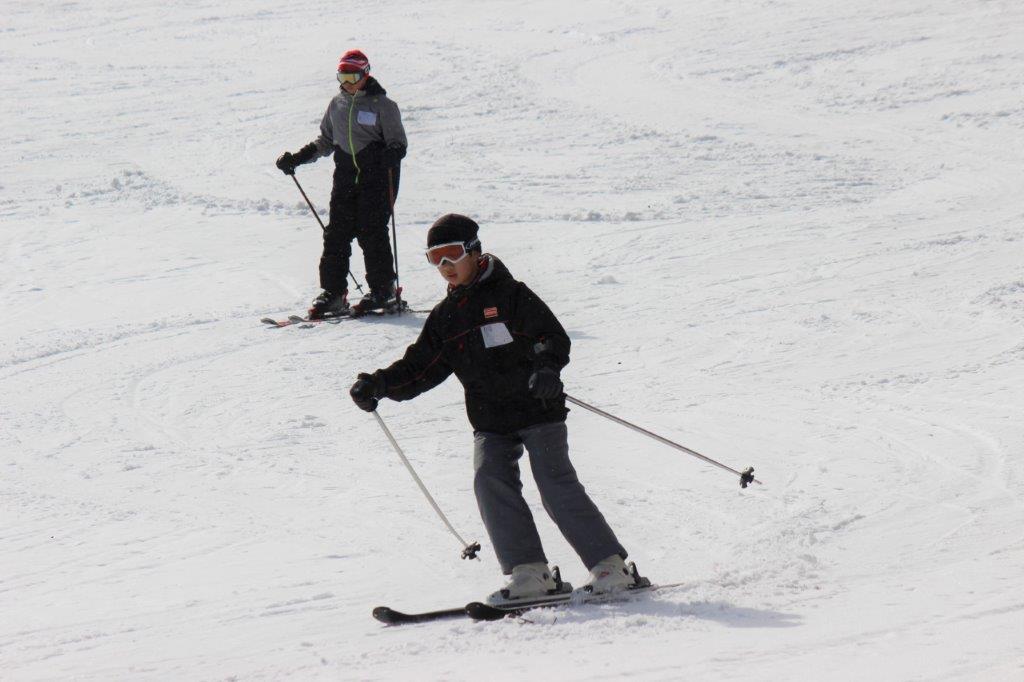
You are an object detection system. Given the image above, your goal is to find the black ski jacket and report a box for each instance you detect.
[375,256,570,434]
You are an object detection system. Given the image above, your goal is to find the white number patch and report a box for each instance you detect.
[357,110,378,126]
[481,322,513,348]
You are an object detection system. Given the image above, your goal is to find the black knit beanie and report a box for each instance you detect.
[427,213,481,250]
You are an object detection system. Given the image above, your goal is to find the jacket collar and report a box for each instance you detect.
[447,255,509,300]
[340,76,386,98]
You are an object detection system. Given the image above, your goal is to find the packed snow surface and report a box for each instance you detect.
[3,1,1023,680]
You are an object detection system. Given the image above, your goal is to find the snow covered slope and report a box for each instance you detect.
[2,1,1023,679]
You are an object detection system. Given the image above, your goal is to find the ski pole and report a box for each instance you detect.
[288,174,365,295]
[564,394,761,488]
[386,168,402,308]
[372,410,481,560]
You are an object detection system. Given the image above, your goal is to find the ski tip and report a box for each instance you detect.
[372,606,398,624]
[262,318,293,328]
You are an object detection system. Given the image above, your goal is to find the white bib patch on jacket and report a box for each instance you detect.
[357,110,377,126]
[481,322,513,348]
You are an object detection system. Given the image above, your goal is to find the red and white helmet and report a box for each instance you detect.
[338,49,370,75]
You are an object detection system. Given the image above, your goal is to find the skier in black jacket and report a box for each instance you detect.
[350,214,635,605]
[276,49,407,318]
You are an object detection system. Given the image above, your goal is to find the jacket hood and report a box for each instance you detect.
[363,77,386,96]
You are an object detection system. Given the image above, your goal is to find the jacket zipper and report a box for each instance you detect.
[346,93,361,184]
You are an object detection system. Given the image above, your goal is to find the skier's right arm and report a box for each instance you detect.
[375,310,453,402]
[312,102,337,156]
[276,103,335,175]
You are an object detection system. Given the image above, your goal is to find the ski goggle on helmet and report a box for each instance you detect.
[425,240,480,267]
[337,70,365,85]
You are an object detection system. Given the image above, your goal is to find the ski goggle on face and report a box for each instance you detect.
[337,70,364,85]
[425,242,474,267]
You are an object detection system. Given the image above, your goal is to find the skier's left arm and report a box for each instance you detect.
[379,97,407,168]
[514,282,570,365]
[511,284,570,400]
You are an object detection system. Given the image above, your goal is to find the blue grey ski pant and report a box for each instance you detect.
[473,420,627,574]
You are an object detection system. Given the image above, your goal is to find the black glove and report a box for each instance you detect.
[275,151,297,175]
[383,145,406,169]
[350,372,386,412]
[276,143,318,175]
[528,367,563,400]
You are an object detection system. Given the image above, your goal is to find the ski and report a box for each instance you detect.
[373,567,574,626]
[372,589,572,627]
[374,564,682,626]
[372,605,469,625]
[260,317,297,328]
[373,581,682,627]
[288,314,346,326]
[260,303,430,328]
[260,315,343,328]
[465,574,661,622]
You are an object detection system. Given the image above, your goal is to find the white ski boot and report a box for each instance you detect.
[486,562,559,606]
[578,554,636,595]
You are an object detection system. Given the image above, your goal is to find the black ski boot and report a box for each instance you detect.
[308,289,350,319]
[353,282,402,314]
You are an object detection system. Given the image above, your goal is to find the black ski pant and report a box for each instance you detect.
[320,167,397,295]
[473,420,627,574]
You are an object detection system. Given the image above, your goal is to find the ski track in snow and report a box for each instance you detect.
[2,1,1024,680]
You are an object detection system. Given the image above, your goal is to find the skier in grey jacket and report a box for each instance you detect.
[276,49,408,317]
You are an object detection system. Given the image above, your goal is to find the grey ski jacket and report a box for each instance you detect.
[312,78,407,163]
